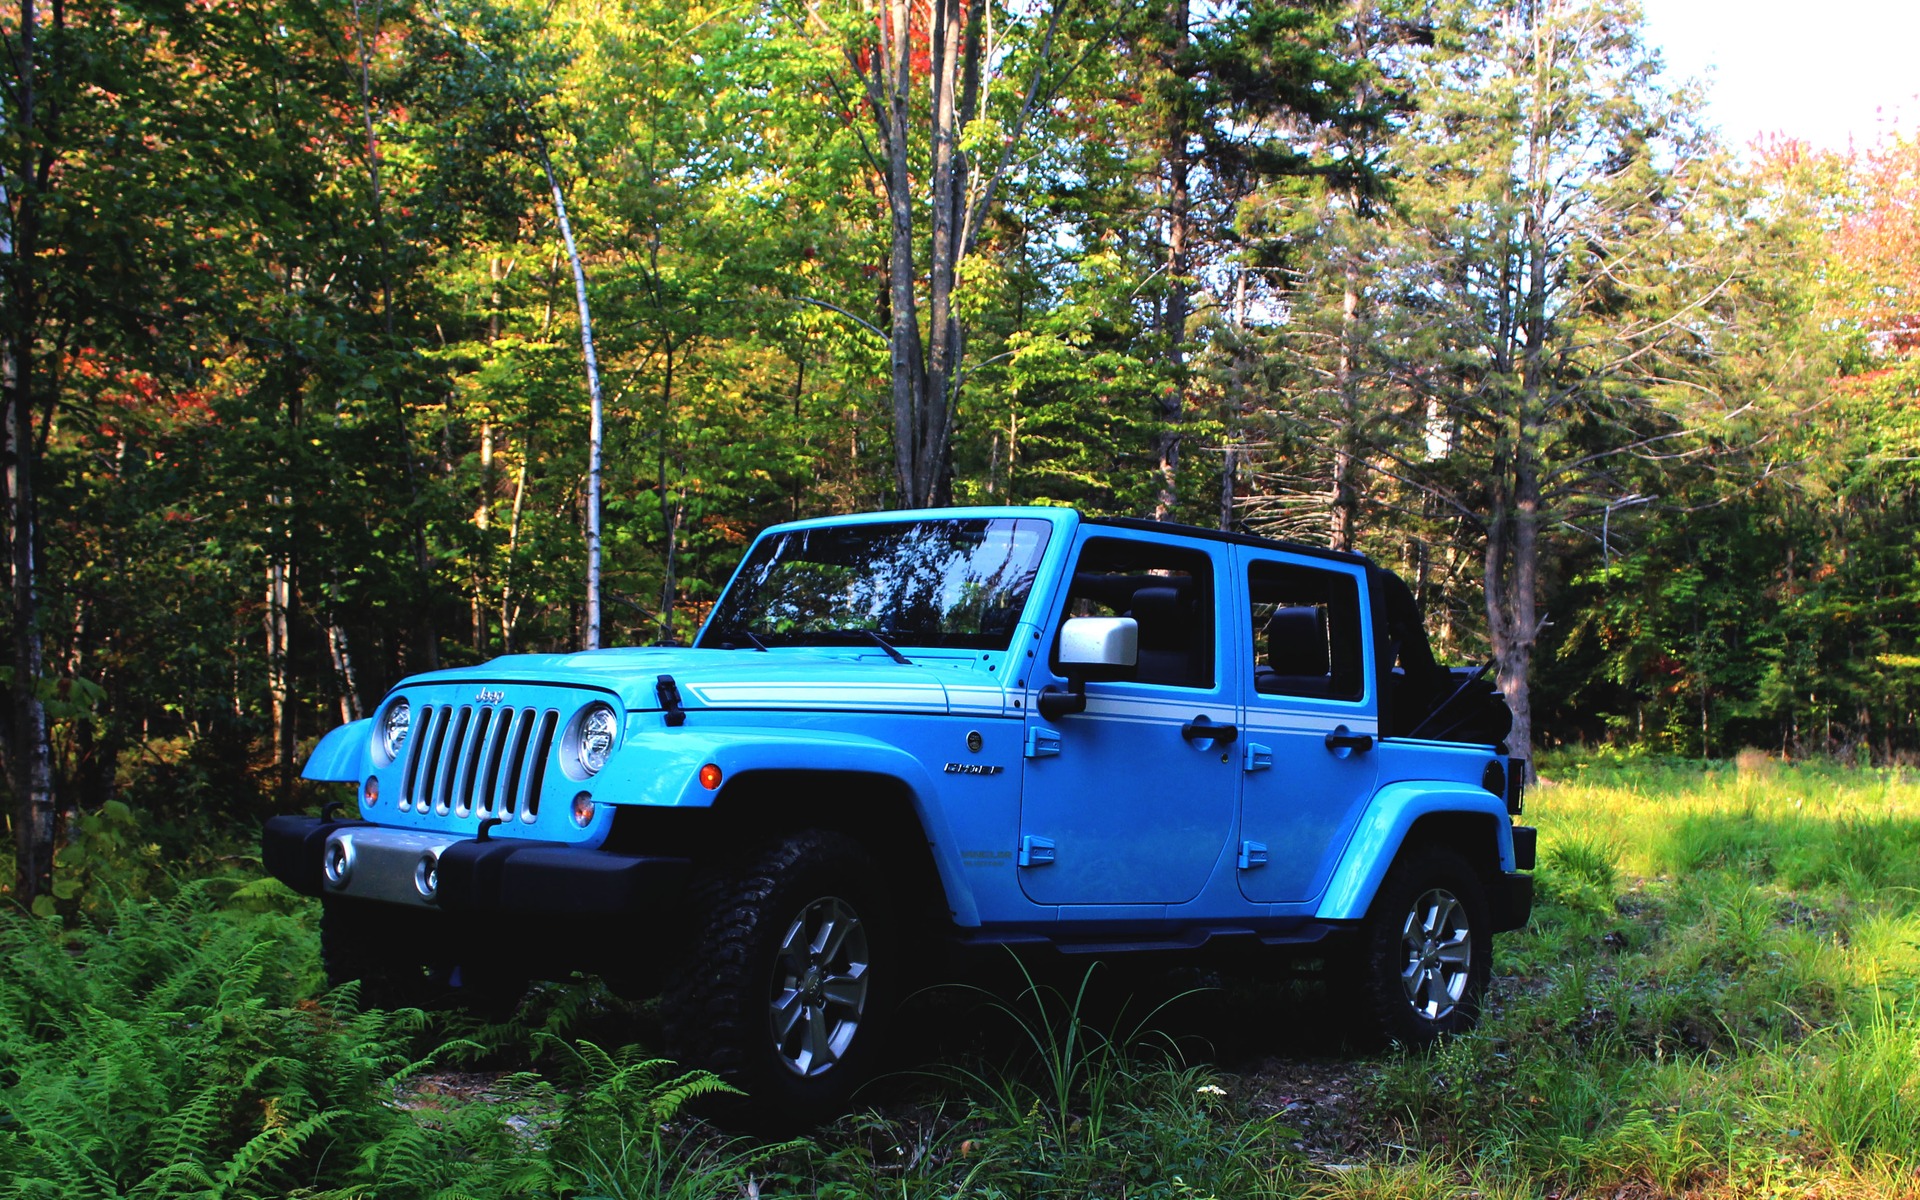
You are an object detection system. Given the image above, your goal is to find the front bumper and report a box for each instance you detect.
[262,814,691,915]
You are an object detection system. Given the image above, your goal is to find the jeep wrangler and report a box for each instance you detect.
[264,507,1534,1125]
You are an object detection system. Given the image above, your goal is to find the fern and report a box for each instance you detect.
[0,888,555,1200]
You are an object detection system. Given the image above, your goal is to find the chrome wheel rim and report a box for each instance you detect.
[1399,887,1472,1020]
[769,896,871,1077]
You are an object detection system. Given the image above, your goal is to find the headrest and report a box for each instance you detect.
[1129,585,1192,650]
[1129,585,1190,622]
[1265,606,1329,676]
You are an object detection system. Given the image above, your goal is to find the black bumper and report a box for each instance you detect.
[1493,871,1534,932]
[261,814,692,916]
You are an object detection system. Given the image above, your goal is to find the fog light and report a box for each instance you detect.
[571,792,596,828]
[322,834,355,887]
[699,763,723,790]
[414,849,440,901]
[363,775,379,807]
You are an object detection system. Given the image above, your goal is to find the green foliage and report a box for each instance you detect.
[918,962,1301,1198]
[0,886,541,1199]
[540,1042,795,1200]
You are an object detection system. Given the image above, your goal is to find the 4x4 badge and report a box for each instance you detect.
[475,689,505,705]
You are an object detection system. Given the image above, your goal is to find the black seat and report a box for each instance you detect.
[1257,606,1332,697]
[1129,585,1200,687]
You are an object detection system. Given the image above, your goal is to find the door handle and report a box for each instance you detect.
[1180,717,1238,745]
[1324,728,1375,753]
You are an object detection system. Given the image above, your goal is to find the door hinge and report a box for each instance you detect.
[1238,840,1269,870]
[1242,741,1273,772]
[1024,727,1062,758]
[1018,835,1057,867]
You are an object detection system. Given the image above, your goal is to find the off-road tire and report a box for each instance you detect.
[1345,845,1492,1047]
[663,830,897,1131]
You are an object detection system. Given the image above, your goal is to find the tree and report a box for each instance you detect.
[1353,0,1731,771]
[796,0,1072,508]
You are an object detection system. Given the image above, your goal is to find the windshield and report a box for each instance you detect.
[699,518,1053,652]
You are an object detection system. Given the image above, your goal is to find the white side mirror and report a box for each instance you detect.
[1059,616,1138,668]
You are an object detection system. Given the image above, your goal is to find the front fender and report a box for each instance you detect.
[1314,781,1516,921]
[594,728,977,926]
[302,720,372,783]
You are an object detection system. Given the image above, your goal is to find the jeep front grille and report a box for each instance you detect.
[398,704,558,821]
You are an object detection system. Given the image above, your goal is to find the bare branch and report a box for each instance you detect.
[797,296,891,344]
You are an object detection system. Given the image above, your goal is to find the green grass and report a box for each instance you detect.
[6,756,1920,1198]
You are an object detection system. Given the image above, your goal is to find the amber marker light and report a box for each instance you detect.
[363,776,379,806]
[571,792,596,828]
[699,763,723,790]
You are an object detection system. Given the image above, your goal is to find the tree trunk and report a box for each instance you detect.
[550,168,604,652]
[501,455,529,654]
[5,338,54,904]
[326,611,362,725]
[1329,273,1361,551]
[880,0,931,507]
[5,0,57,904]
[658,346,679,645]
[1154,0,1191,523]
[1219,442,1235,531]
[1486,37,1555,780]
[265,529,296,800]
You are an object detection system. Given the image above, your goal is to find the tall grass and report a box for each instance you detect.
[1370,754,1920,1198]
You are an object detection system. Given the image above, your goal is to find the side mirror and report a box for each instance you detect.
[1039,617,1138,719]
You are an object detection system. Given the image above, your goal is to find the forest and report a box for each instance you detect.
[3,0,1918,902]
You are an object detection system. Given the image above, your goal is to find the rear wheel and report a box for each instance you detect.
[663,830,896,1131]
[1345,845,1491,1046]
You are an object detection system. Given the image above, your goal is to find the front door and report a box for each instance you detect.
[1018,530,1239,906]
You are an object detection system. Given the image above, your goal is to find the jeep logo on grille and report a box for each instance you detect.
[475,689,505,705]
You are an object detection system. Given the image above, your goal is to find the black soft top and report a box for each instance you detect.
[1082,516,1372,567]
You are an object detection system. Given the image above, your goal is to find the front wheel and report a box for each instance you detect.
[663,831,897,1130]
[1345,845,1492,1046]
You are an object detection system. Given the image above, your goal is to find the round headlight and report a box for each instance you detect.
[377,698,411,765]
[574,703,618,777]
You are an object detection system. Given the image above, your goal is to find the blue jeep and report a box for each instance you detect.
[264,507,1533,1124]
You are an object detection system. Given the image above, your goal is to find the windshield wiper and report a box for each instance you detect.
[862,629,912,665]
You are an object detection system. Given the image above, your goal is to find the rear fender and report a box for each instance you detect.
[593,728,976,926]
[1315,781,1516,921]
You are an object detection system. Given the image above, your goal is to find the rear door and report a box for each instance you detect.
[1232,548,1381,904]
